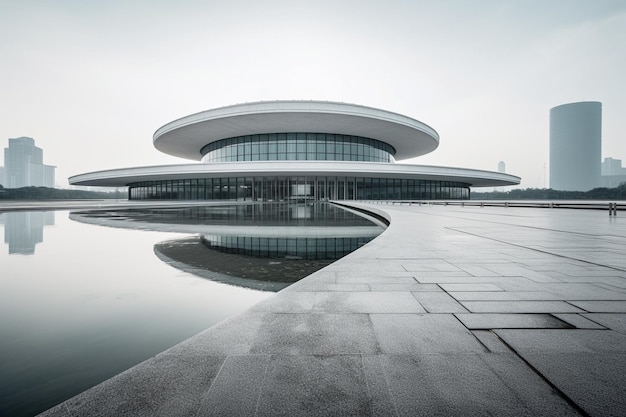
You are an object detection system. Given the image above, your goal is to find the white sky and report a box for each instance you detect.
[1,0,625,189]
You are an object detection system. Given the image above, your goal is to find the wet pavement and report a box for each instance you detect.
[39,202,626,417]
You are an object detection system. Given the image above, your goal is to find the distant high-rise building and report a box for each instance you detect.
[549,102,601,191]
[602,157,623,176]
[2,137,55,188]
[601,157,626,188]
[498,161,505,173]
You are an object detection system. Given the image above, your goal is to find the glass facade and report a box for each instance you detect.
[201,235,376,260]
[128,176,470,201]
[201,133,395,163]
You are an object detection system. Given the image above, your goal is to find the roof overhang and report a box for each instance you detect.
[153,101,439,161]
[69,161,521,188]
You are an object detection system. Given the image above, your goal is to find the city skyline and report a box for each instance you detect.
[1,0,625,189]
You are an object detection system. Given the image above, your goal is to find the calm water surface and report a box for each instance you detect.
[0,203,382,417]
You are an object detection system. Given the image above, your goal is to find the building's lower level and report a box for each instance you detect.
[129,175,470,201]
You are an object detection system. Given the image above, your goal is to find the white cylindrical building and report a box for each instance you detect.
[549,101,602,191]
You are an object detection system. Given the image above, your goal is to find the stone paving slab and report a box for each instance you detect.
[38,203,626,416]
[453,265,505,276]
[371,313,486,354]
[285,283,371,292]
[553,313,607,329]
[538,283,626,300]
[494,328,626,353]
[471,330,514,353]
[164,311,267,356]
[377,353,580,417]
[508,352,626,417]
[460,300,586,313]
[255,355,371,417]
[496,329,626,417]
[455,313,571,329]
[334,274,417,284]
[195,354,270,416]
[415,274,528,284]
[439,283,504,291]
[249,313,380,355]
[411,291,469,312]
[313,292,427,313]
[568,300,626,312]
[449,290,557,301]
[324,260,409,272]
[583,313,626,333]
[595,278,626,289]
[60,353,224,417]
[368,283,441,292]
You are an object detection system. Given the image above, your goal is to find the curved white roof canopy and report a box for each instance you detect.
[69,161,521,188]
[153,101,440,161]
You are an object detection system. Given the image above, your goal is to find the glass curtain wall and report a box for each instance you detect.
[201,133,396,163]
[129,177,470,201]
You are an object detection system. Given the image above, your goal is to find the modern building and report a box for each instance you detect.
[3,137,55,188]
[602,157,623,176]
[549,101,602,191]
[498,161,505,173]
[70,101,520,200]
[601,157,626,188]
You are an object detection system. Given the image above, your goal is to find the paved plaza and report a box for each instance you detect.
[40,202,626,416]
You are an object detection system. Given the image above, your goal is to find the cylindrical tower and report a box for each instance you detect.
[549,101,602,191]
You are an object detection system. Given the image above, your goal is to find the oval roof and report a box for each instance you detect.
[69,161,520,188]
[153,101,439,161]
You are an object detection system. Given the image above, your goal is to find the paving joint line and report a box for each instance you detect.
[372,354,401,417]
[252,356,272,417]
[446,227,626,273]
[490,332,593,417]
[390,205,626,239]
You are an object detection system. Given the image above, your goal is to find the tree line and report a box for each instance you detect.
[0,184,125,200]
[471,183,626,200]
[3,183,624,201]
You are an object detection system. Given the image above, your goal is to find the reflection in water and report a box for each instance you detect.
[74,201,380,227]
[154,236,333,292]
[71,202,385,291]
[201,234,375,259]
[1,211,54,254]
[0,203,382,417]
[0,211,274,417]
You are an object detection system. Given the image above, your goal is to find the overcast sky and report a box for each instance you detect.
[1,0,625,189]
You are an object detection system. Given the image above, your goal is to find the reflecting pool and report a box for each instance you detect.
[0,202,383,416]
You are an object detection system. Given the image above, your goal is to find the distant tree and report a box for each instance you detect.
[0,186,126,200]
[471,186,626,200]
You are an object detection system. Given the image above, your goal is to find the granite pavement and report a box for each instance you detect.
[40,202,626,417]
